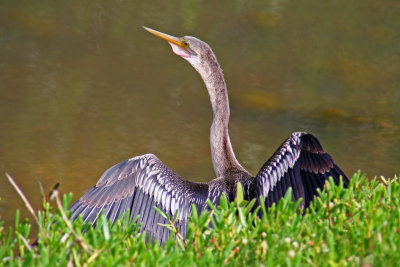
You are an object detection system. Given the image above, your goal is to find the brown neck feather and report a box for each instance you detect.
[191,46,247,177]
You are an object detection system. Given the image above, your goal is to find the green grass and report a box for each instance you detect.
[1,171,399,266]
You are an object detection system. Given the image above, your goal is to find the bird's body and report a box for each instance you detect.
[69,28,348,244]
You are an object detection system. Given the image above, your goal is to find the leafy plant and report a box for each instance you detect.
[1,171,399,266]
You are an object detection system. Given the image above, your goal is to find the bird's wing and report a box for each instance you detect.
[254,132,348,209]
[69,153,209,243]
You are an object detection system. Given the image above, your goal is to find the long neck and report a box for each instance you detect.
[191,52,246,177]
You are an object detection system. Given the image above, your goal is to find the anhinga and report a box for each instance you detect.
[69,27,349,243]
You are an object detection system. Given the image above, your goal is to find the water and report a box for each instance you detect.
[1,0,399,231]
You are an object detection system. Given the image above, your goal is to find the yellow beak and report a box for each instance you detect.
[143,27,185,48]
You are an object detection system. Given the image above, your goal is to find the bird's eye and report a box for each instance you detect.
[180,38,189,49]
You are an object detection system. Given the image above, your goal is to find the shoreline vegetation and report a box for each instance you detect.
[1,171,399,266]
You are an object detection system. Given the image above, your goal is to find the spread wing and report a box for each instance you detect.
[69,153,209,244]
[254,132,348,209]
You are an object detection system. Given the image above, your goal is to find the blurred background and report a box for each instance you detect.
[1,0,399,232]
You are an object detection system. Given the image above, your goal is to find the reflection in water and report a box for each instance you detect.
[0,0,399,232]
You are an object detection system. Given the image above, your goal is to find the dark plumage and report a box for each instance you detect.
[69,28,349,244]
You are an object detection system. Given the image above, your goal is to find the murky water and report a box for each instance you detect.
[1,0,399,231]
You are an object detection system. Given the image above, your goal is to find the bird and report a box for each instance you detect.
[69,27,349,244]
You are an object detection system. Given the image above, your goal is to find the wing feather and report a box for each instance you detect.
[69,153,209,244]
[254,132,348,209]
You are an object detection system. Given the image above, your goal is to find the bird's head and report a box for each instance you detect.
[143,26,214,69]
